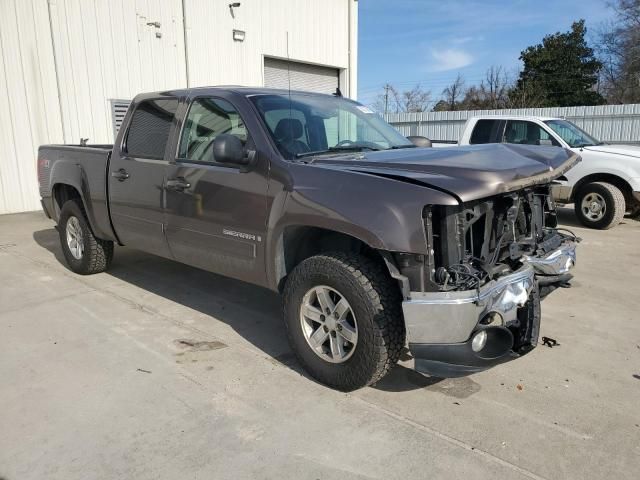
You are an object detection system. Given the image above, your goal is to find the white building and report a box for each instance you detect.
[0,0,358,214]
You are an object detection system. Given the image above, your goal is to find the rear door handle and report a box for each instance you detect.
[111,168,129,181]
[165,178,191,191]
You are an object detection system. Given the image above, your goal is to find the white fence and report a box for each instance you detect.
[385,104,640,144]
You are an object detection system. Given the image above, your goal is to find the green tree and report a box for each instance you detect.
[510,20,605,107]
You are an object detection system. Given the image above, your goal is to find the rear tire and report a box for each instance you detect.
[283,252,405,391]
[574,182,625,230]
[58,199,114,274]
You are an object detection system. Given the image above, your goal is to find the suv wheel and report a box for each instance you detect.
[58,200,114,274]
[283,252,405,391]
[574,182,625,229]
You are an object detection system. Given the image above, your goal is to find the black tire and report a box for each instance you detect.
[282,252,405,391]
[574,182,625,230]
[58,199,114,274]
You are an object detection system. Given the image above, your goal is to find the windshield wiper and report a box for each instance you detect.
[295,145,382,159]
[390,144,417,149]
[574,143,597,148]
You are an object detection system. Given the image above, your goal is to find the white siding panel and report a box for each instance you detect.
[0,0,63,214]
[48,0,187,144]
[0,0,357,214]
[184,0,353,94]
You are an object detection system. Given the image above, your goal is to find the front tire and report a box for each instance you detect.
[283,252,405,391]
[58,200,114,274]
[574,182,625,229]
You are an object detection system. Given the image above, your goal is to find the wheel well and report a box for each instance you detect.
[573,174,632,203]
[52,183,82,218]
[276,226,391,293]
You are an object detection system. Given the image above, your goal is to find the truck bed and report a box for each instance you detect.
[38,144,116,241]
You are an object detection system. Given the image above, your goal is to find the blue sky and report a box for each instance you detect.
[358,0,614,108]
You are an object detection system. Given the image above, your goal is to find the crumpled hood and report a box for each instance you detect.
[583,144,640,158]
[310,143,580,203]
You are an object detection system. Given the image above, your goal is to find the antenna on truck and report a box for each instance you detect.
[286,31,294,144]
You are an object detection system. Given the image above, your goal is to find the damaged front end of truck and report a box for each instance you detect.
[400,184,578,377]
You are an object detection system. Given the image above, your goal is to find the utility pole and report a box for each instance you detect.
[384,84,390,115]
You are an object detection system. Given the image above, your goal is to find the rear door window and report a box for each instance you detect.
[125,98,178,159]
[469,119,504,144]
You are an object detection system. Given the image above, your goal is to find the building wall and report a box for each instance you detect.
[48,0,188,145]
[0,0,358,214]
[184,0,357,97]
[0,0,63,213]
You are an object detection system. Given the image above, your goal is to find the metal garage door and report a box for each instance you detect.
[264,58,339,94]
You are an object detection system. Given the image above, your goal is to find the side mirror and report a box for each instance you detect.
[407,135,432,148]
[212,134,249,165]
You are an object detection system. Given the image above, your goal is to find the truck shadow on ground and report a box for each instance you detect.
[32,227,445,393]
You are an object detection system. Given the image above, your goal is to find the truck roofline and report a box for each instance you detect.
[468,115,562,122]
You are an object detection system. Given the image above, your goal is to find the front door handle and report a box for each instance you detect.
[111,168,129,181]
[165,178,191,191]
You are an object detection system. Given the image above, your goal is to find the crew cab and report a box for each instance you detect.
[38,87,578,390]
[456,116,640,229]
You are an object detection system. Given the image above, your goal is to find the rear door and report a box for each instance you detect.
[163,95,270,285]
[108,97,178,258]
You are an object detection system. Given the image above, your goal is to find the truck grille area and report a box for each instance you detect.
[421,185,566,293]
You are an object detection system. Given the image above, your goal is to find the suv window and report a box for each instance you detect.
[469,119,503,144]
[178,97,248,163]
[126,98,178,159]
[504,120,559,146]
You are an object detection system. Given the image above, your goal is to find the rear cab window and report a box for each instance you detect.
[469,119,504,144]
[125,98,179,159]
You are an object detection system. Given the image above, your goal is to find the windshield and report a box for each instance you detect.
[544,120,601,148]
[250,93,414,159]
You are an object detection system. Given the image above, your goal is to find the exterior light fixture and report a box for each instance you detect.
[233,29,245,42]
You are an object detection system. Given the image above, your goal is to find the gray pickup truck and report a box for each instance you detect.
[38,87,578,390]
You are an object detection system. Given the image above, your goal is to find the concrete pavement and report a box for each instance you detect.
[1,210,639,479]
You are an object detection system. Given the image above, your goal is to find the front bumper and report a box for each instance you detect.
[403,239,577,377]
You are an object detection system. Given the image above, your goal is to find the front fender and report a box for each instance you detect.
[264,164,459,289]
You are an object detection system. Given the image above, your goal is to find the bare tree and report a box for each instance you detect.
[373,84,431,113]
[597,0,640,103]
[483,66,511,109]
[437,74,465,111]
[399,84,432,112]
[462,66,513,109]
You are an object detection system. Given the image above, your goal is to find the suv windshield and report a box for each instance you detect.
[544,119,601,148]
[250,93,414,159]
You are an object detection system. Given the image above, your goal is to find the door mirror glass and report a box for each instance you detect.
[213,134,248,165]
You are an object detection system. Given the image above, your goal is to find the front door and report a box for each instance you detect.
[108,97,178,258]
[164,96,269,285]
